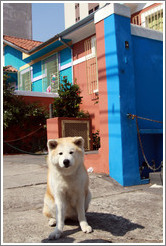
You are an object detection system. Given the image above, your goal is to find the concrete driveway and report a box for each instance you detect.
[3,155,163,244]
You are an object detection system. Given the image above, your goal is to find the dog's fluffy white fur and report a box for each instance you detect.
[43,137,92,240]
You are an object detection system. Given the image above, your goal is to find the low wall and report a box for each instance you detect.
[47,117,109,174]
[14,91,57,110]
[3,119,47,154]
[94,3,163,186]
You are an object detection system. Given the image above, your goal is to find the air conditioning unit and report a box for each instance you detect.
[59,118,92,151]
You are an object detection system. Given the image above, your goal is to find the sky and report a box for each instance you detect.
[32,3,65,42]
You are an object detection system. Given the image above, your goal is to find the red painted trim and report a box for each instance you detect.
[95,20,109,174]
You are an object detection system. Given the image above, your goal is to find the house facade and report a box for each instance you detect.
[3,3,163,186]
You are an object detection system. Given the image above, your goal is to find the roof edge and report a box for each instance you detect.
[3,3,108,54]
[3,40,30,54]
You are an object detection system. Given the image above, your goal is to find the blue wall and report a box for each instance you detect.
[33,61,42,78]
[60,48,72,66]
[132,36,163,130]
[132,36,163,174]
[4,45,73,93]
[4,46,26,70]
[31,48,72,92]
[60,67,72,84]
[32,79,43,92]
[104,14,141,186]
[104,14,123,185]
[32,61,42,92]
[103,13,163,186]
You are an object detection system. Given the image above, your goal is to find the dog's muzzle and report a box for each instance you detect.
[63,159,70,168]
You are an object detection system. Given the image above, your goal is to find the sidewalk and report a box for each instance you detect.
[3,155,163,244]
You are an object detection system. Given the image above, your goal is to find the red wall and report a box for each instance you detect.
[73,36,100,133]
[47,117,102,173]
[46,30,110,174]
[20,95,54,110]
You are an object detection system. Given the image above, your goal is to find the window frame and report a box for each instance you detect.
[18,67,33,91]
[141,4,163,31]
[41,53,60,93]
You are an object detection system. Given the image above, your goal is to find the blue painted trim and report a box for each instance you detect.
[104,14,123,185]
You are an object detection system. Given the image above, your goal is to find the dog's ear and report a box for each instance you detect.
[47,139,58,151]
[73,137,84,149]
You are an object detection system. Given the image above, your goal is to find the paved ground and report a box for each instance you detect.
[3,155,163,244]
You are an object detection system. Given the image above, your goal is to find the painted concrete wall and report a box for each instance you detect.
[132,36,163,130]
[4,46,26,70]
[73,36,100,135]
[19,95,54,110]
[33,61,42,78]
[32,61,42,92]
[60,67,72,84]
[73,62,100,133]
[101,13,141,186]
[46,117,102,173]
[94,3,163,186]
[132,35,163,173]
[60,48,72,66]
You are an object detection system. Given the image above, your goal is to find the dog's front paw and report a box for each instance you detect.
[48,228,62,240]
[48,218,56,227]
[80,222,93,233]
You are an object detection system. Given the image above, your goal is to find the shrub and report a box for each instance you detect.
[92,130,100,150]
[53,76,88,118]
[3,71,48,153]
[3,73,48,130]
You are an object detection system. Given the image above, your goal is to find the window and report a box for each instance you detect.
[42,54,59,93]
[88,3,99,15]
[75,3,80,23]
[84,36,98,95]
[131,15,141,25]
[89,9,93,15]
[140,4,163,32]
[145,9,163,31]
[94,5,99,11]
[18,67,32,91]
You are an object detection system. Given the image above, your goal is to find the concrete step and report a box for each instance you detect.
[149,172,163,186]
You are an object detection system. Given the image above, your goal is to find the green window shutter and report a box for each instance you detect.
[146,9,163,32]
[42,54,59,93]
[18,71,21,90]
[18,68,31,91]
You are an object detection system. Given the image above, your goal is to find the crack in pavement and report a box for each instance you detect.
[5,182,47,190]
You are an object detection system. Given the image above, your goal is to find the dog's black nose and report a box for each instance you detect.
[63,159,70,168]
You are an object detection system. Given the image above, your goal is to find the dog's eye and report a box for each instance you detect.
[59,152,63,155]
[69,151,74,154]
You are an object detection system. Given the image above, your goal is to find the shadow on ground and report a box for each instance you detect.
[86,212,144,236]
[41,212,144,243]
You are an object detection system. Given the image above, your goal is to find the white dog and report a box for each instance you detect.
[43,137,92,240]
